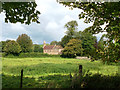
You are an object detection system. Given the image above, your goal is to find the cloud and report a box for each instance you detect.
[46,21,59,30]
[2,23,29,41]
[10,23,28,34]
[60,15,74,25]
[1,0,103,44]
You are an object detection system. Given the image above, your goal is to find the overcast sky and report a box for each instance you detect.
[0,0,103,44]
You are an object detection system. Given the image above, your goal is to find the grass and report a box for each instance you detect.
[2,57,119,88]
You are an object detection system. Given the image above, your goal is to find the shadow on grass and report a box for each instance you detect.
[2,72,120,88]
[2,73,71,88]
[71,72,120,88]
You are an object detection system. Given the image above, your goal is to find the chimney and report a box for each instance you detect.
[43,41,46,48]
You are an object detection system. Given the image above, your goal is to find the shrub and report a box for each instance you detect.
[3,40,21,55]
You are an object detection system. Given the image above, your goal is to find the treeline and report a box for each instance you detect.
[0,34,43,56]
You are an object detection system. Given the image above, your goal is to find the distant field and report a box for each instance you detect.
[2,57,119,88]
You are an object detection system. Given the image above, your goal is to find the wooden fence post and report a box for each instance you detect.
[20,69,23,88]
[70,72,72,79]
[79,65,82,74]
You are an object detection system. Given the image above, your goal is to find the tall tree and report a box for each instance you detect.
[17,34,33,52]
[60,35,72,48]
[64,20,78,38]
[60,20,78,47]
[75,31,97,57]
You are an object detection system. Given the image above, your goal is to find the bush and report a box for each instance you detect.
[3,40,21,55]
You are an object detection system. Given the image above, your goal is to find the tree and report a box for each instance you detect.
[17,34,33,52]
[34,44,43,53]
[97,34,106,52]
[60,35,72,48]
[97,34,119,63]
[3,40,21,55]
[59,1,120,62]
[64,20,78,38]
[60,20,78,47]
[0,40,11,52]
[0,41,5,52]
[61,39,83,58]
[1,1,40,25]
[50,41,60,45]
[0,42,2,52]
[75,31,97,56]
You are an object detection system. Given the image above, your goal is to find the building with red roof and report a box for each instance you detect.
[43,41,63,55]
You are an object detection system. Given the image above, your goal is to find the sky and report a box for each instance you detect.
[0,0,104,44]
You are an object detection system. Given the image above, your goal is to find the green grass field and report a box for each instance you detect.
[2,57,119,88]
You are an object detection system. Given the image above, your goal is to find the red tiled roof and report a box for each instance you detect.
[43,45,63,50]
[44,45,54,49]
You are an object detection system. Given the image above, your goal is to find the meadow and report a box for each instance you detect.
[2,57,119,88]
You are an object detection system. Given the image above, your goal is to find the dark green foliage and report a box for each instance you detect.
[3,40,21,55]
[73,30,98,60]
[60,35,72,48]
[75,31,97,57]
[2,2,40,25]
[17,34,33,53]
[61,39,83,58]
[33,44,43,53]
